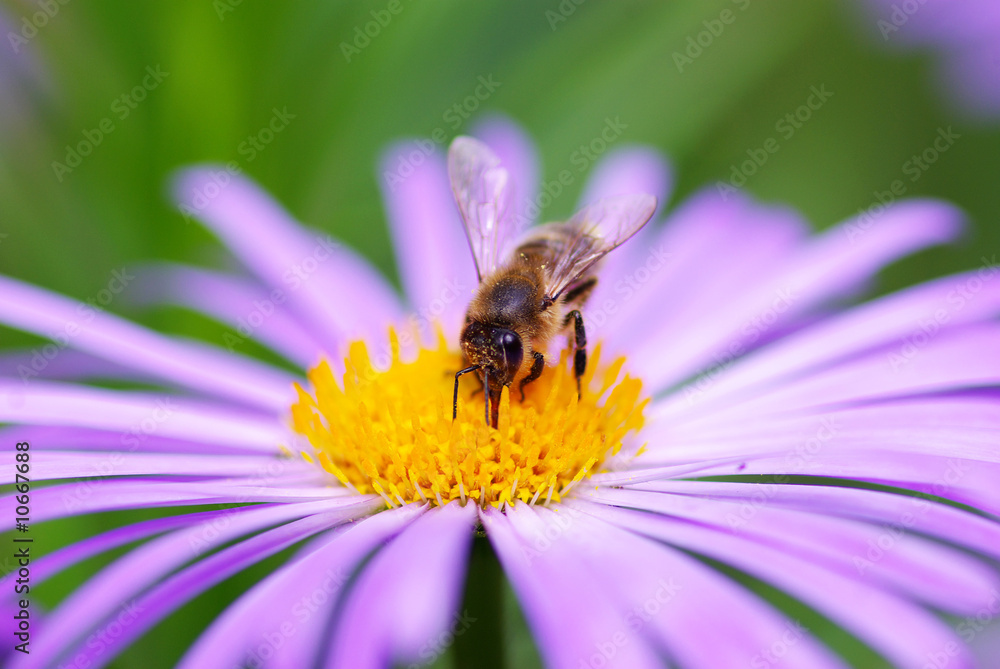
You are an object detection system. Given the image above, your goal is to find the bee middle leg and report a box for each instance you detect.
[518,351,545,401]
[564,310,587,398]
[561,276,597,306]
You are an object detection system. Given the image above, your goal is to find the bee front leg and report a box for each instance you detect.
[564,310,587,398]
[519,351,545,402]
[453,365,480,421]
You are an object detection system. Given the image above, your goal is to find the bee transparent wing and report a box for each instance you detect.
[544,193,657,300]
[447,136,516,281]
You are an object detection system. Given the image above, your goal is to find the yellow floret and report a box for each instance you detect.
[290,329,647,508]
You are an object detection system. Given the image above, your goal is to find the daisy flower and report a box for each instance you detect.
[2,116,1000,669]
[853,0,1000,118]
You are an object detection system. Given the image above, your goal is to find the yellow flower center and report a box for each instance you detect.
[289,329,647,508]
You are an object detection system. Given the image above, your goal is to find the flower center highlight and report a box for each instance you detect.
[290,330,647,508]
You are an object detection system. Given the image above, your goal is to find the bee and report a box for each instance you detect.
[448,136,657,427]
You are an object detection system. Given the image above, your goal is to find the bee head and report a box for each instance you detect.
[460,321,523,386]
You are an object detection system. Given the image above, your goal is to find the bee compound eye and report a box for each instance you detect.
[498,330,523,372]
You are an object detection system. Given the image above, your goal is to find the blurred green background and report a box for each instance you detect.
[2,0,998,667]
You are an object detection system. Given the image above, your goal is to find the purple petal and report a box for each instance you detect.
[575,148,672,332]
[656,268,1000,420]
[471,114,541,229]
[0,348,158,384]
[614,198,805,355]
[597,443,1000,516]
[593,188,806,349]
[178,506,424,669]
[853,0,1000,116]
[627,198,963,393]
[581,486,1000,615]
[378,143,477,340]
[17,451,313,483]
[860,0,1000,45]
[635,480,1000,563]
[173,167,402,347]
[0,424,264,455]
[484,504,666,669]
[16,478,357,524]
[665,323,1000,427]
[938,40,1000,117]
[0,380,286,451]
[24,511,230,586]
[578,146,673,208]
[531,504,848,668]
[326,502,476,668]
[580,147,687,318]
[53,502,385,669]
[664,450,1000,516]
[570,498,975,669]
[12,497,380,669]
[648,396,1000,464]
[0,274,295,410]
[129,264,325,366]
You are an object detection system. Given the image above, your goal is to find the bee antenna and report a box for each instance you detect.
[453,365,480,421]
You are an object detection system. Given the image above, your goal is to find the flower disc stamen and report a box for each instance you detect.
[290,329,647,508]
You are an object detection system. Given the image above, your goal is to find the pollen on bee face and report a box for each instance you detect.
[289,328,647,508]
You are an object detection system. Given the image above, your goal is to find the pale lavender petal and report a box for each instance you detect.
[378,143,477,340]
[178,506,424,669]
[938,39,1000,117]
[636,480,1000,563]
[534,505,847,668]
[0,380,286,451]
[49,503,384,669]
[579,147,675,319]
[595,188,806,348]
[14,478,358,523]
[17,451,313,483]
[578,146,673,208]
[23,511,229,586]
[571,499,975,669]
[484,504,665,669]
[0,349,157,384]
[614,200,805,355]
[656,268,1000,420]
[472,114,540,230]
[173,167,403,346]
[0,274,294,410]
[581,486,1000,614]
[129,264,325,366]
[665,323,1000,427]
[629,199,962,393]
[664,451,1000,516]
[327,502,476,668]
[483,505,611,669]
[649,396,1000,464]
[856,0,1000,116]
[11,497,380,669]
[589,188,759,343]
[3,480,221,523]
[596,444,1000,515]
[859,0,1000,45]
[0,424,260,455]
